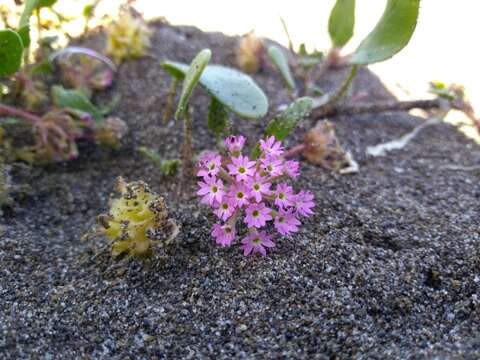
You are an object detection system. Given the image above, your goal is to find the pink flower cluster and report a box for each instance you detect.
[196,135,315,256]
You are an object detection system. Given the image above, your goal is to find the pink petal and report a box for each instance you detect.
[256,245,267,256]
[243,243,253,256]
[262,238,275,248]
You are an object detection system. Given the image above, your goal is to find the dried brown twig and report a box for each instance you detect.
[312,97,480,133]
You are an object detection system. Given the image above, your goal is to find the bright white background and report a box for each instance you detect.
[128,0,479,108]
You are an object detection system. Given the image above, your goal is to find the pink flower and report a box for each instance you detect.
[261,156,284,177]
[246,174,271,202]
[244,202,272,228]
[283,160,300,178]
[227,155,256,182]
[214,197,236,221]
[228,183,251,208]
[225,135,246,154]
[197,176,224,205]
[274,209,301,235]
[212,223,235,247]
[293,190,315,217]
[241,231,275,256]
[197,153,222,178]
[195,134,313,256]
[260,136,284,157]
[274,183,294,208]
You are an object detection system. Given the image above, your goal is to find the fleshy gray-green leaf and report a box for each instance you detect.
[0,30,24,76]
[265,97,313,140]
[267,45,296,91]
[51,86,103,122]
[162,61,268,119]
[350,0,419,65]
[328,0,355,48]
[175,49,211,119]
[208,97,229,135]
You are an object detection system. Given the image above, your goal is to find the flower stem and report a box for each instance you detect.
[162,78,178,125]
[283,144,306,159]
[328,64,358,105]
[0,103,41,124]
[218,168,234,183]
[181,106,193,179]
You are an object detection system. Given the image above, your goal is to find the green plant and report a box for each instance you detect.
[265,0,420,99]
[138,147,179,177]
[161,48,269,177]
[328,0,355,49]
[52,47,115,99]
[97,177,179,258]
[0,2,124,165]
[267,45,296,92]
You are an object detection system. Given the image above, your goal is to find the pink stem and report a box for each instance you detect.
[0,103,41,124]
[283,143,306,159]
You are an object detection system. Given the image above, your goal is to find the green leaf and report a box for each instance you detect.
[29,60,54,75]
[207,97,229,135]
[17,25,30,48]
[83,0,100,17]
[297,43,323,68]
[265,97,313,140]
[138,147,179,176]
[19,0,39,28]
[350,0,419,65]
[428,81,458,101]
[37,0,57,8]
[328,0,355,48]
[162,61,268,119]
[162,63,185,79]
[267,45,296,91]
[160,159,180,176]
[0,117,23,126]
[0,30,24,76]
[51,86,103,122]
[175,48,211,119]
[83,4,95,18]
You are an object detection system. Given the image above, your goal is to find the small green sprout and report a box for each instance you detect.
[429,81,464,102]
[138,147,179,177]
[97,177,179,258]
[267,45,296,92]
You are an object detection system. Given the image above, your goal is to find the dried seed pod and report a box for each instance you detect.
[303,120,354,171]
[94,117,128,148]
[235,32,264,74]
[98,177,179,258]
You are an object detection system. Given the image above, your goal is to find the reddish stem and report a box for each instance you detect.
[283,143,306,159]
[0,103,41,124]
